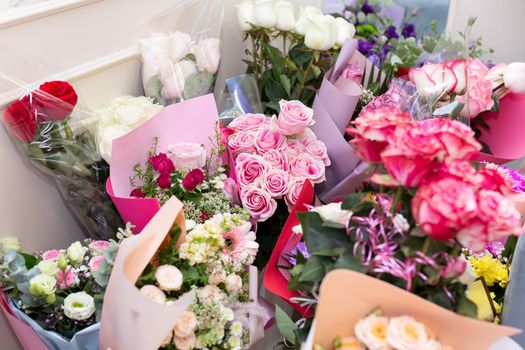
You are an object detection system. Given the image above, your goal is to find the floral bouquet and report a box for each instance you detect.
[2,80,122,240]
[236,1,356,113]
[298,270,520,350]
[138,0,223,106]
[223,99,330,266]
[100,196,268,350]
[0,235,121,350]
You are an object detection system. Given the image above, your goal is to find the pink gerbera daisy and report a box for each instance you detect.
[223,225,259,264]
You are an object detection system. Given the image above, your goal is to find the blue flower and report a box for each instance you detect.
[402,23,417,38]
[384,25,399,40]
[358,39,375,55]
[361,1,375,15]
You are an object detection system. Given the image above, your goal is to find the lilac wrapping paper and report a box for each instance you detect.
[311,39,373,201]
[502,236,525,346]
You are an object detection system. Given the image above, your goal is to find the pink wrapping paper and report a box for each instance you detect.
[107,94,219,233]
[1,292,48,350]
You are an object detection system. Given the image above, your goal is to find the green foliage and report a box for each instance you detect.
[276,305,298,345]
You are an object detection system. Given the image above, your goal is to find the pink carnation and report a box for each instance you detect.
[89,240,110,254]
[56,268,79,289]
[240,186,277,222]
[234,153,270,187]
[255,127,287,154]
[41,249,64,261]
[89,255,105,273]
[228,113,269,131]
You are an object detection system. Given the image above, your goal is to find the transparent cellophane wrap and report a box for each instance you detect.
[1,74,122,240]
[134,0,223,106]
[100,196,266,350]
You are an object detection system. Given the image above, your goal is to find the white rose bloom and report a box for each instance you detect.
[199,284,225,304]
[236,0,255,32]
[225,273,243,293]
[174,311,198,337]
[504,62,525,94]
[334,17,356,46]
[140,32,171,83]
[139,285,167,304]
[0,236,21,254]
[253,0,277,29]
[28,274,56,297]
[275,1,295,31]
[98,124,130,163]
[386,316,435,350]
[159,60,198,100]
[155,265,183,291]
[354,315,391,350]
[169,31,192,62]
[315,202,353,228]
[37,260,58,276]
[304,14,338,51]
[174,333,196,350]
[208,264,227,285]
[63,292,96,321]
[458,255,477,285]
[393,214,410,232]
[66,241,86,265]
[294,6,322,35]
[194,38,221,75]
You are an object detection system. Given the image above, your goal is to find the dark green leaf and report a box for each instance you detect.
[21,253,37,269]
[263,42,284,71]
[333,251,368,273]
[276,305,297,345]
[457,294,478,318]
[341,193,367,210]
[280,74,291,98]
[298,212,348,254]
[298,256,326,282]
[265,78,287,101]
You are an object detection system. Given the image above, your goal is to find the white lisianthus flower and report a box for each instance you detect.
[139,285,166,304]
[0,236,21,254]
[275,1,295,31]
[393,213,410,232]
[504,62,525,94]
[236,0,255,32]
[155,265,183,291]
[354,315,391,350]
[386,316,435,350]
[230,321,243,337]
[174,333,197,350]
[225,273,243,293]
[294,6,322,35]
[228,335,242,350]
[63,292,96,321]
[334,17,356,46]
[66,241,86,265]
[37,260,58,276]
[174,311,198,338]
[28,274,56,297]
[304,14,338,51]
[222,306,235,322]
[185,219,197,231]
[253,0,277,29]
[314,202,353,228]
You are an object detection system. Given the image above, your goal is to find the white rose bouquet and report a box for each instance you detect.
[0,234,125,349]
[140,31,221,106]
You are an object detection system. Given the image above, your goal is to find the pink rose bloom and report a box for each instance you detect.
[274,100,314,136]
[412,177,478,240]
[290,153,326,184]
[458,190,522,251]
[228,131,256,156]
[285,178,308,210]
[287,139,305,154]
[42,249,64,261]
[458,78,494,119]
[219,123,234,148]
[56,268,79,289]
[361,83,408,113]
[255,127,287,154]
[234,153,270,187]
[89,255,105,273]
[303,138,330,166]
[263,169,290,198]
[229,113,269,131]
[339,64,363,85]
[409,63,459,96]
[89,240,110,254]
[240,186,277,222]
[262,149,289,171]
[296,128,316,141]
[420,118,481,161]
[466,58,490,83]
[223,178,241,205]
[168,142,207,170]
[381,122,444,187]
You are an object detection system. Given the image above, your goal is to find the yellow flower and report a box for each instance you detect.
[469,255,509,287]
[466,280,501,321]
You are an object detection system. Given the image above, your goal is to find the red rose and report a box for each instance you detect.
[182,168,205,191]
[219,123,234,147]
[33,81,78,121]
[130,188,146,198]
[3,98,37,143]
[157,174,172,189]
[149,153,175,174]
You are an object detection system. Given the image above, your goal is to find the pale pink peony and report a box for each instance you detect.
[255,127,287,154]
[240,186,277,222]
[263,169,290,198]
[229,113,269,131]
[412,177,478,240]
[88,240,110,254]
[285,178,309,210]
[41,249,64,261]
[234,153,270,187]
[89,255,105,273]
[262,149,289,171]
[56,268,79,289]
[228,131,256,156]
[290,153,326,184]
[274,100,314,135]
[303,138,330,166]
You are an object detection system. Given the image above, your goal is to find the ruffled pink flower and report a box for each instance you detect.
[255,127,287,154]
[262,149,289,171]
[274,100,314,136]
[223,226,258,262]
[303,138,330,166]
[477,166,514,195]
[361,83,408,113]
[466,58,490,83]
[89,240,109,254]
[228,130,256,156]
[56,268,79,289]
[438,160,481,185]
[234,153,270,187]
[285,178,308,210]
[263,169,290,198]
[240,186,277,222]
[228,113,269,131]
[89,255,105,273]
[458,78,494,119]
[42,249,64,261]
[290,153,326,184]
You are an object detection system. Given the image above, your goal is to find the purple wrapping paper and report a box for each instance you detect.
[312,39,374,201]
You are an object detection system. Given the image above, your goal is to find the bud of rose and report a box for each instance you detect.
[174,311,198,338]
[225,273,243,293]
[130,188,146,198]
[304,15,337,51]
[37,260,58,276]
[157,174,172,189]
[236,0,255,32]
[155,265,183,291]
[57,253,68,270]
[182,169,205,191]
[139,285,166,303]
[66,241,86,265]
[275,1,295,31]
[253,0,277,29]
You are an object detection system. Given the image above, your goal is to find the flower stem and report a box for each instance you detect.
[390,187,402,215]
[295,57,315,100]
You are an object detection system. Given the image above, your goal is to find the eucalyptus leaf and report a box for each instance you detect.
[182,71,215,100]
[144,75,165,105]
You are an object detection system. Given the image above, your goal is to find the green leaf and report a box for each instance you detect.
[333,251,367,273]
[21,253,37,269]
[275,305,298,345]
[298,256,326,282]
[341,193,367,210]
[263,41,284,71]
[491,93,500,112]
[457,294,478,318]
[280,74,291,98]
[265,78,287,101]
[298,212,348,254]
[312,65,322,78]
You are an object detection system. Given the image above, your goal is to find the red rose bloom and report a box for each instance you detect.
[182,168,205,191]
[149,153,175,174]
[157,174,172,189]
[34,81,78,121]
[3,98,37,143]
[130,188,146,198]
